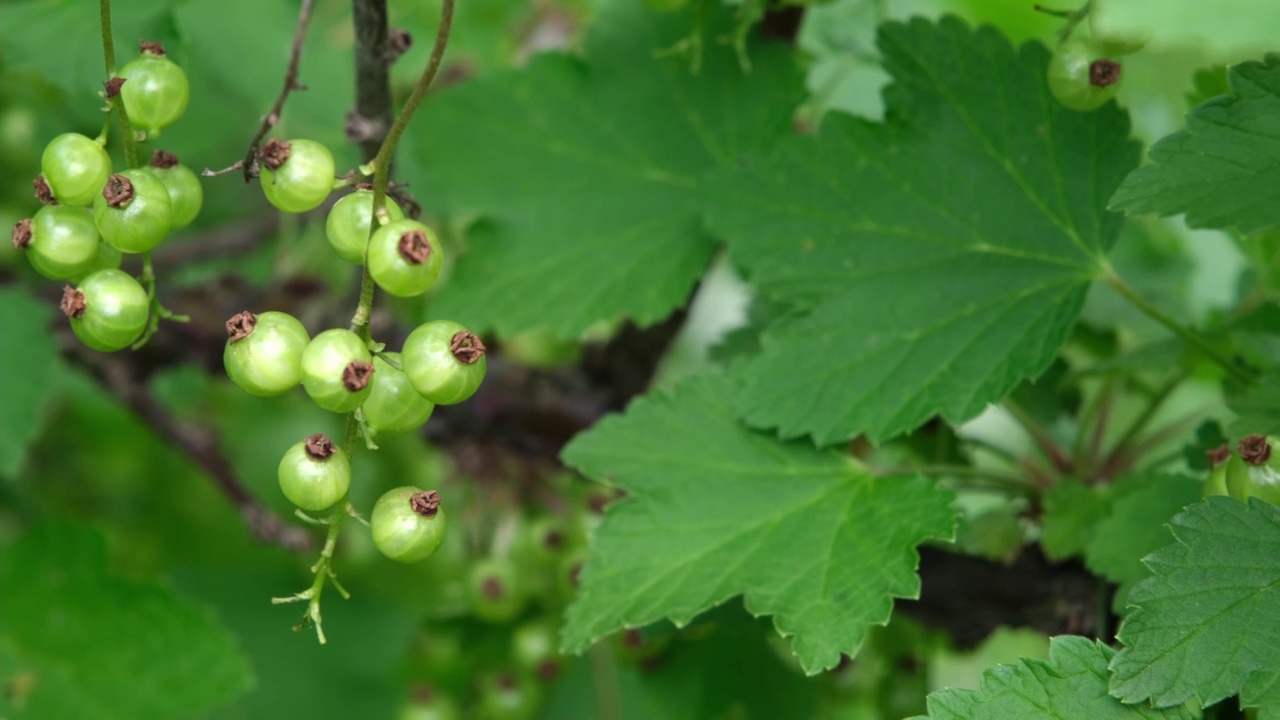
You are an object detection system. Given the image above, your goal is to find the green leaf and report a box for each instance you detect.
[1227,370,1280,437]
[1040,478,1110,561]
[1084,474,1203,611]
[559,374,957,673]
[0,524,251,719]
[913,636,1195,720]
[0,289,64,480]
[1108,497,1280,708]
[413,3,804,338]
[1110,56,1280,233]
[704,16,1139,444]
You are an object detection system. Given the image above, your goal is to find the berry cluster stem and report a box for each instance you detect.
[98,0,138,168]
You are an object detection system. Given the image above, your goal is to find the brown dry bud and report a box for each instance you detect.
[410,490,441,517]
[482,575,504,599]
[12,219,32,250]
[304,433,337,460]
[260,138,291,171]
[102,173,134,208]
[103,77,126,98]
[1089,59,1121,87]
[225,311,257,342]
[33,175,56,205]
[1207,443,1231,467]
[449,331,486,365]
[342,360,375,391]
[150,149,180,169]
[388,27,413,63]
[536,659,560,681]
[1239,434,1271,465]
[60,286,86,318]
[398,230,433,264]
[139,40,167,55]
[542,528,564,550]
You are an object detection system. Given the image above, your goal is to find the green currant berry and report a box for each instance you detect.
[1232,435,1280,506]
[397,685,461,720]
[363,353,435,434]
[93,169,173,253]
[467,557,525,623]
[526,515,571,564]
[148,150,203,229]
[478,671,540,720]
[370,487,448,563]
[368,219,444,298]
[117,42,189,134]
[511,621,561,681]
[61,269,149,351]
[223,310,310,397]
[71,239,123,282]
[259,138,335,213]
[278,433,350,511]
[402,321,487,405]
[613,626,673,666]
[1225,452,1251,502]
[325,189,405,264]
[12,206,102,280]
[1088,1,1151,55]
[300,328,374,413]
[501,327,580,369]
[41,133,112,207]
[1047,40,1121,112]
[1203,462,1229,498]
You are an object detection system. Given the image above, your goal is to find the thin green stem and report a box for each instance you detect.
[99,0,137,168]
[1035,0,1093,42]
[878,464,1035,495]
[1103,269,1253,383]
[1004,400,1072,472]
[131,252,190,350]
[1103,370,1187,465]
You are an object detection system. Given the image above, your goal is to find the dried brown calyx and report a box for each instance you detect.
[150,149,180,169]
[542,528,564,550]
[1089,59,1121,87]
[225,311,257,342]
[342,360,375,391]
[304,433,337,460]
[482,575,504,599]
[60,286,86,318]
[410,490,441,518]
[397,230,433,264]
[1239,434,1271,466]
[259,139,292,171]
[1207,443,1231,467]
[103,77,126,98]
[12,219,33,250]
[139,40,167,55]
[449,331,486,365]
[33,175,56,205]
[102,173,135,208]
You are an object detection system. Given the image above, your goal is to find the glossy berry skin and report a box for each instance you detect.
[93,169,173,253]
[300,328,374,413]
[1047,40,1121,112]
[13,206,102,280]
[41,133,112,207]
[371,487,448,563]
[325,190,405,264]
[118,47,190,134]
[526,515,571,565]
[1203,463,1229,498]
[467,557,525,623]
[363,353,435,434]
[62,269,149,352]
[402,321,487,405]
[223,311,310,397]
[368,219,444,297]
[71,241,123,283]
[478,671,540,720]
[259,139,335,214]
[1226,436,1280,506]
[148,151,203,229]
[278,434,350,511]
[396,687,460,720]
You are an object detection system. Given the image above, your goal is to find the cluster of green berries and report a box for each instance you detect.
[1203,434,1280,506]
[12,41,199,351]
[1046,2,1148,112]
[223,134,482,563]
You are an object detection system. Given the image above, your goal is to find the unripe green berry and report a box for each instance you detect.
[223,310,310,397]
[301,328,374,413]
[61,269,149,352]
[402,320,487,405]
[371,487,448,563]
[278,433,350,511]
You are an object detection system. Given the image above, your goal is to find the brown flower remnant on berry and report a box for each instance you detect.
[60,286,86,318]
[1239,434,1271,465]
[1089,59,1121,87]
[398,229,433,264]
[536,659,560,681]
[139,40,167,55]
[496,672,517,691]
[259,138,292,171]
[542,528,564,550]
[150,149,180,169]
[410,490,441,518]
[621,629,644,649]
[449,331,486,365]
[33,175,56,205]
[304,433,337,460]
[225,311,257,342]
[12,219,33,250]
[1207,443,1231,467]
[102,174,135,208]
[342,360,374,391]
[103,77,126,98]
[482,575,504,599]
